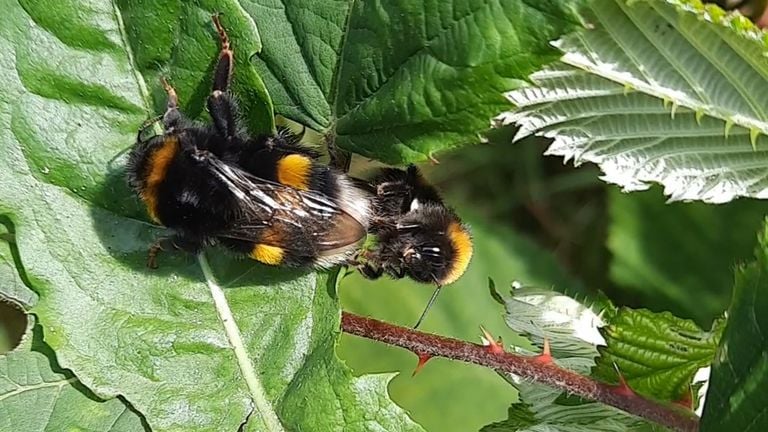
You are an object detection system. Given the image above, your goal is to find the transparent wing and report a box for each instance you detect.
[206,157,367,254]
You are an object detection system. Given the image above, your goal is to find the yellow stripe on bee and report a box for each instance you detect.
[276,154,312,190]
[250,244,285,265]
[440,221,473,286]
[141,136,180,223]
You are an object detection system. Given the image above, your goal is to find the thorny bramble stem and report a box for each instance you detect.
[341,312,699,432]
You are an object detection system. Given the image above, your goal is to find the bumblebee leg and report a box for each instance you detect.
[160,77,182,132]
[147,237,173,269]
[327,135,351,171]
[147,235,202,269]
[211,14,233,93]
[357,263,384,280]
[137,115,163,143]
[390,265,406,279]
[207,15,238,139]
[208,91,237,139]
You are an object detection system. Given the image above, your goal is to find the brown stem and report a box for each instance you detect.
[341,312,699,432]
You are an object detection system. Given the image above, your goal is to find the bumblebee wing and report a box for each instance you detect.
[207,157,368,256]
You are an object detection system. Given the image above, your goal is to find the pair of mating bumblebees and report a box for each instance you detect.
[126,16,472,327]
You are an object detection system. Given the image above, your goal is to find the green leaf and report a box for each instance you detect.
[0,1,422,431]
[0,350,146,432]
[501,0,768,203]
[701,221,768,432]
[593,308,722,402]
[488,287,657,431]
[608,187,768,325]
[339,217,585,432]
[247,0,581,163]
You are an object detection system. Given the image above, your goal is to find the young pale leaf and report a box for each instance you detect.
[0,1,422,431]
[488,286,656,431]
[593,308,722,403]
[700,221,768,432]
[0,350,146,432]
[608,187,768,325]
[245,0,581,164]
[500,0,768,203]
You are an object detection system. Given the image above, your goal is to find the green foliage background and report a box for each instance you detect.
[1,0,768,431]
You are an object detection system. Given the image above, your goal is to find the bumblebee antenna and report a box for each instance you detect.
[413,284,443,329]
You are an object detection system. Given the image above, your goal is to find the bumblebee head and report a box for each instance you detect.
[394,205,473,285]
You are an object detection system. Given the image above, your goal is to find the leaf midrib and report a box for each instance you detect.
[0,377,76,401]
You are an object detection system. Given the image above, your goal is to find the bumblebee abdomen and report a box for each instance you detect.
[128,134,182,224]
[219,234,324,268]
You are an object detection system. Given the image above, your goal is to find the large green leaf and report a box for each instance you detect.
[339,216,585,432]
[593,308,721,402]
[246,0,581,163]
[501,0,768,203]
[0,350,146,432]
[608,187,768,325]
[0,1,422,431]
[700,221,768,431]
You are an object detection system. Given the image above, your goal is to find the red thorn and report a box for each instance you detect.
[612,363,635,397]
[674,387,694,410]
[479,326,504,354]
[412,352,432,376]
[428,154,440,165]
[534,338,553,364]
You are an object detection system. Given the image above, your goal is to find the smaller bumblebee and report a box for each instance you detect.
[127,16,370,268]
[353,166,473,327]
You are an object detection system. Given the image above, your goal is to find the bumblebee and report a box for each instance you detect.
[127,16,370,269]
[353,166,473,327]
[356,166,472,286]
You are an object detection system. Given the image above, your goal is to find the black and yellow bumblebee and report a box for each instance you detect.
[126,16,472,324]
[353,165,473,326]
[127,16,371,269]
[355,165,472,287]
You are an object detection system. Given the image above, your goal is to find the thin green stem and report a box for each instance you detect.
[197,253,284,432]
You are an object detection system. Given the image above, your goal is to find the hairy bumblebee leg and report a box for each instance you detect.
[207,15,237,138]
[147,237,175,269]
[137,115,163,143]
[160,77,182,131]
[357,263,384,280]
[327,135,352,171]
[207,91,237,139]
[147,236,201,269]
[211,14,233,93]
